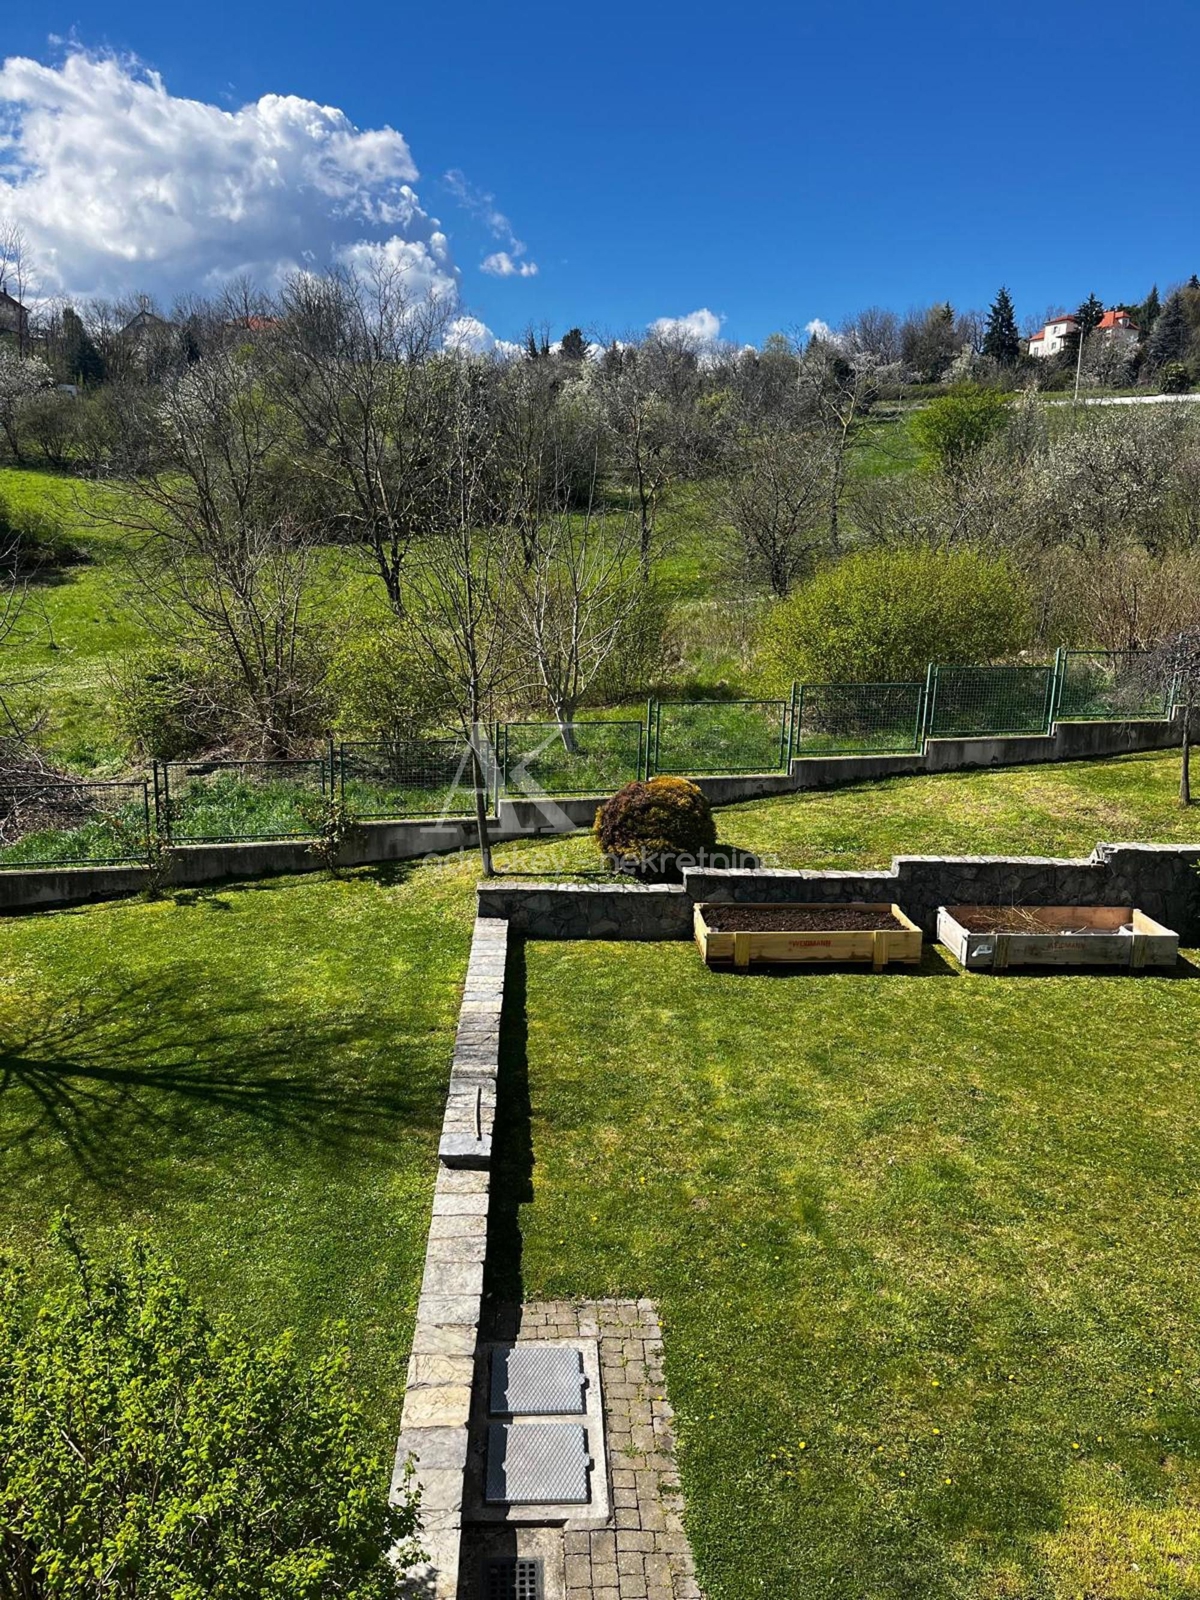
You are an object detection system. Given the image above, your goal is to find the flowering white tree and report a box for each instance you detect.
[0,347,52,461]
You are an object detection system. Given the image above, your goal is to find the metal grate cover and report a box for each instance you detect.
[490,1345,585,1416]
[484,1557,543,1599]
[485,1422,590,1505]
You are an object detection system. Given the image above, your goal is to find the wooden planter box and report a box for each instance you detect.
[937,905,1179,972]
[694,902,922,971]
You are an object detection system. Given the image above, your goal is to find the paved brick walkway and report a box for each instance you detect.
[461,1299,700,1600]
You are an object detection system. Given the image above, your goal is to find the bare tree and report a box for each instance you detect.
[273,265,458,613]
[1150,627,1200,805]
[799,336,878,554]
[506,505,651,747]
[719,423,832,598]
[402,367,512,875]
[600,344,673,568]
[0,222,34,355]
[114,347,329,756]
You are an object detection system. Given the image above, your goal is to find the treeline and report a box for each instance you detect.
[3,266,1200,801]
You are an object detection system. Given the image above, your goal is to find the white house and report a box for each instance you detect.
[1028,314,1078,359]
[1095,307,1139,346]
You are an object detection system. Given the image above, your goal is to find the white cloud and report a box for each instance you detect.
[481,250,537,279]
[443,168,538,280]
[649,307,723,349]
[804,318,835,343]
[443,314,521,360]
[0,48,460,305]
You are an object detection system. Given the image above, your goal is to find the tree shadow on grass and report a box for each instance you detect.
[481,938,533,1331]
[0,971,445,1192]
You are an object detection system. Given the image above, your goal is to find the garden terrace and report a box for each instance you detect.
[500,936,1200,1600]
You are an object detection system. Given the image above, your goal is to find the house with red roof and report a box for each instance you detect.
[1028,314,1077,359]
[1095,307,1139,345]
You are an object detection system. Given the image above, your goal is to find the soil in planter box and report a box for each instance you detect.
[704,906,906,933]
[959,908,1133,935]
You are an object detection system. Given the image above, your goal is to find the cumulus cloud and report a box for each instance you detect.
[649,307,723,349]
[444,168,538,280]
[804,318,835,342]
[0,48,459,305]
[481,250,537,279]
[443,314,521,360]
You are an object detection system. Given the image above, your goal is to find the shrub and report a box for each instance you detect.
[594,775,717,869]
[757,545,1033,691]
[328,625,451,744]
[911,384,1011,474]
[0,492,81,577]
[0,1220,423,1599]
[114,648,231,760]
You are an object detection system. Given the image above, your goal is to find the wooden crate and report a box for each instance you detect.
[694,902,922,971]
[937,905,1179,972]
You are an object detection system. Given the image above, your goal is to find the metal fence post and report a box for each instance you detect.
[785,682,799,767]
[644,698,655,779]
[141,780,152,858]
[922,663,937,746]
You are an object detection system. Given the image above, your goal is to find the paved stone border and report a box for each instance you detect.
[393,916,507,1599]
[464,1301,700,1600]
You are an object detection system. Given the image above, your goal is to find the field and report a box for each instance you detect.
[505,938,1200,1599]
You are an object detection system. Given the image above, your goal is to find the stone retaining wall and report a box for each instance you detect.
[478,842,1200,942]
[3,716,1193,913]
[393,916,507,1599]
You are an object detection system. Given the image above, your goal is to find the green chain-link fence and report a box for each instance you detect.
[0,778,152,867]
[157,759,329,843]
[337,738,484,819]
[924,664,1058,739]
[649,699,790,774]
[1055,649,1173,721]
[794,682,926,754]
[499,721,644,795]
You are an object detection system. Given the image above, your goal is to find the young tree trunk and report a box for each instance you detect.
[1182,699,1192,807]
[554,703,579,755]
[470,722,495,876]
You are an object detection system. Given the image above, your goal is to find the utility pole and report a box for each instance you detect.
[1072,320,1087,406]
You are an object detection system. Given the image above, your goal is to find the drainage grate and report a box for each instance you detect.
[490,1344,585,1416]
[485,1422,591,1505]
[484,1557,543,1600]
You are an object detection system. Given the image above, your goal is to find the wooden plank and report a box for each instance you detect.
[693,903,923,969]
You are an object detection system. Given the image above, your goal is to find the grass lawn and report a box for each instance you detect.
[506,938,1200,1599]
[488,750,1200,877]
[0,859,478,1438]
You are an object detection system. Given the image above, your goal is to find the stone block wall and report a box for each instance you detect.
[393,916,507,1599]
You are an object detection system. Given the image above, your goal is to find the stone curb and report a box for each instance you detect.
[394,916,507,1599]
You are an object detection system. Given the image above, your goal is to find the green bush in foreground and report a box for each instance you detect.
[758,544,1032,689]
[0,1221,422,1599]
[594,775,717,867]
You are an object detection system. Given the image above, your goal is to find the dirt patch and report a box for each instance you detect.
[703,905,905,933]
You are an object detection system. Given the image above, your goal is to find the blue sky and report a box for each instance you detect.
[3,0,1199,347]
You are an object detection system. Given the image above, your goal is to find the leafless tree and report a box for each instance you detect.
[402,367,513,875]
[505,505,651,747]
[0,222,34,354]
[1150,627,1200,804]
[599,344,674,568]
[113,346,330,756]
[719,423,832,598]
[273,265,459,613]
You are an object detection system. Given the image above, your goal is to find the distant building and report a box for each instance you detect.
[0,288,28,343]
[1028,315,1078,359]
[1095,307,1139,345]
[121,308,173,344]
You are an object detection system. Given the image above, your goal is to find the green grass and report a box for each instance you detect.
[0,861,478,1438]
[506,937,1200,1599]
[486,751,1200,877]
